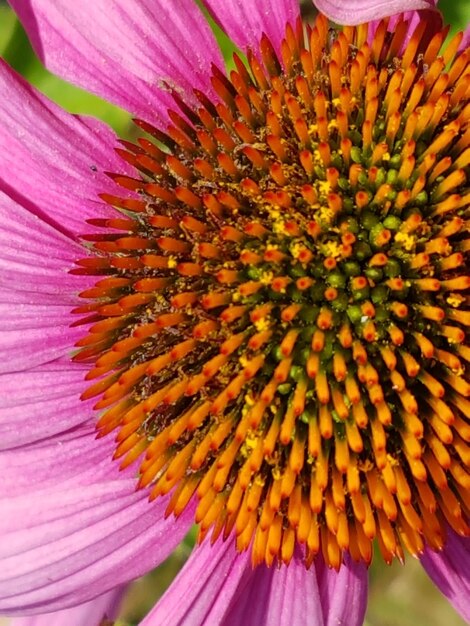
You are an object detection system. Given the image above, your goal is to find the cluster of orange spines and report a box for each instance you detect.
[74,14,470,569]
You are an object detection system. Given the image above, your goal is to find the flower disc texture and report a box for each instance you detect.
[74,14,470,570]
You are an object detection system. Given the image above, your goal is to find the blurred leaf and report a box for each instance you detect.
[366,557,466,626]
[196,0,239,69]
[440,0,470,32]
[0,5,16,54]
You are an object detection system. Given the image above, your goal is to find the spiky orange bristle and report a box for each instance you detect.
[74,14,470,569]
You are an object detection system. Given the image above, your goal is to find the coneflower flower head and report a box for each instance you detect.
[74,12,469,571]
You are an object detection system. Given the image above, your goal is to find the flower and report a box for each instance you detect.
[314,0,439,25]
[0,0,469,625]
[7,588,125,626]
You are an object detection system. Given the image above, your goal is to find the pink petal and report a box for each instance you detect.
[312,0,437,25]
[0,420,118,495]
[0,291,83,373]
[0,191,92,297]
[0,193,92,372]
[315,553,368,626]
[9,0,224,125]
[0,359,93,450]
[368,5,442,51]
[0,61,128,239]
[460,27,470,51]
[9,587,125,626]
[420,529,470,623]
[0,422,194,615]
[146,539,367,625]
[141,538,253,625]
[223,549,326,625]
[203,0,300,55]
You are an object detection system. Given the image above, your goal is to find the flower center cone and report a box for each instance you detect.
[73,13,470,570]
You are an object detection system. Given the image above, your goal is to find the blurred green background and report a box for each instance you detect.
[0,1,469,625]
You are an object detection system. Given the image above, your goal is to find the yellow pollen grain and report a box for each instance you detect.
[394,232,415,251]
[273,220,286,234]
[318,181,331,195]
[447,294,464,307]
[267,207,281,220]
[254,317,270,332]
[239,355,249,368]
[260,271,274,285]
[321,241,342,258]
[318,206,335,225]
[290,242,303,259]
[244,433,258,452]
[244,392,256,407]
